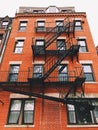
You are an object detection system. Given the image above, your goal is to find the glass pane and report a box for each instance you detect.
[59,73,68,81]
[56,21,63,26]
[85,73,94,81]
[79,47,87,52]
[36,40,44,45]
[9,74,18,82]
[16,41,24,47]
[69,111,76,123]
[83,65,92,72]
[24,100,34,110]
[10,65,20,73]
[34,66,43,73]
[76,106,92,124]
[20,22,27,26]
[75,21,81,26]
[15,48,23,53]
[67,104,75,110]
[24,111,33,123]
[37,22,45,26]
[78,40,86,46]
[8,111,20,124]
[2,21,8,26]
[11,100,22,110]
[57,40,65,50]
[59,65,67,73]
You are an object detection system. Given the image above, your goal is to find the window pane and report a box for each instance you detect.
[75,21,81,26]
[8,111,20,124]
[69,111,76,123]
[83,65,92,72]
[84,73,94,81]
[14,48,23,53]
[16,41,24,47]
[11,100,22,110]
[57,40,65,50]
[36,40,44,45]
[67,104,75,110]
[24,111,34,124]
[37,21,45,26]
[24,100,34,110]
[34,66,43,73]
[56,21,63,26]
[10,65,20,73]
[8,74,18,82]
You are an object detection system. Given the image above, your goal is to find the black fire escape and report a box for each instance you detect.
[0,17,85,104]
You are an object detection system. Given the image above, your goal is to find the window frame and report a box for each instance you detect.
[8,65,20,82]
[57,39,66,50]
[14,40,24,54]
[58,64,68,81]
[19,21,28,31]
[37,21,45,32]
[82,64,95,82]
[33,64,43,78]
[56,20,64,33]
[67,98,98,125]
[7,98,35,125]
[75,20,82,31]
[77,39,88,52]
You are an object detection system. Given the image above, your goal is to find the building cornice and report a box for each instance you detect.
[15,12,86,18]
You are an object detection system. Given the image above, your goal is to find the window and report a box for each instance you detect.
[33,65,43,78]
[19,21,27,31]
[82,64,94,81]
[56,20,64,33]
[58,64,68,81]
[57,39,66,50]
[36,39,45,46]
[8,65,20,82]
[14,40,24,53]
[77,39,88,52]
[75,20,82,30]
[7,99,34,125]
[2,21,9,27]
[37,21,45,32]
[0,34,3,43]
[67,99,98,125]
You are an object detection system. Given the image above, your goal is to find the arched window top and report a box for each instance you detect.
[46,6,60,13]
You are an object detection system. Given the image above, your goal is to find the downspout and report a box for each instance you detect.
[0,25,12,67]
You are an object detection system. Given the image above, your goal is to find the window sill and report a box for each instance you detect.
[85,81,97,84]
[5,125,35,128]
[67,125,98,127]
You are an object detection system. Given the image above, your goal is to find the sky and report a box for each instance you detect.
[0,0,97,46]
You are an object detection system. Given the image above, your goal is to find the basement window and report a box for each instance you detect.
[67,99,98,125]
[7,99,34,125]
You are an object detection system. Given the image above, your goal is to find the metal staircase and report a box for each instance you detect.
[32,17,75,56]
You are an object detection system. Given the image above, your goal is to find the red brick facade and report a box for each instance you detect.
[0,6,98,130]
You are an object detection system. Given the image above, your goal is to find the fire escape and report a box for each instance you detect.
[28,16,85,102]
[0,17,85,104]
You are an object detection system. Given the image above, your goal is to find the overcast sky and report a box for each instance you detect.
[0,0,97,46]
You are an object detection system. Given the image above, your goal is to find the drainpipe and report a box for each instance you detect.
[0,25,12,67]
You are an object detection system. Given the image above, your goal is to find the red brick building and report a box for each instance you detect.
[0,16,13,65]
[0,6,98,130]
